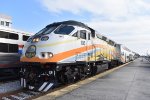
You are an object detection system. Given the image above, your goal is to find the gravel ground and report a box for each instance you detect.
[0,80,22,93]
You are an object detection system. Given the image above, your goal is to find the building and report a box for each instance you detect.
[0,14,12,28]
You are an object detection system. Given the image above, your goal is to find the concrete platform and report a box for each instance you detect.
[35,58,150,100]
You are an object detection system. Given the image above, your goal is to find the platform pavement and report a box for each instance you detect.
[55,58,150,100]
[35,58,150,100]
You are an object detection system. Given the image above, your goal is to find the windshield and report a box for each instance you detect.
[35,26,57,36]
[54,25,74,35]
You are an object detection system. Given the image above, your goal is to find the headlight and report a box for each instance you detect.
[35,38,40,42]
[32,38,40,42]
[41,36,49,41]
[40,52,53,59]
[48,52,53,58]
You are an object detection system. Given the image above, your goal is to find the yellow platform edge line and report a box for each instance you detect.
[34,61,133,100]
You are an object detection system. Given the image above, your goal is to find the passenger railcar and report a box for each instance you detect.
[20,20,133,91]
[116,44,134,63]
[0,26,31,79]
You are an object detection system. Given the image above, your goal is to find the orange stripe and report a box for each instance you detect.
[21,44,116,63]
[21,45,93,63]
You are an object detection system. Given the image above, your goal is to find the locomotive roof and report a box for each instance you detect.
[46,20,95,33]
[46,20,117,45]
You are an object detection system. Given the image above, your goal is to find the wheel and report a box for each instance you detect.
[58,66,80,84]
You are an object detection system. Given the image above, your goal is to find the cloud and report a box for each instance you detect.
[40,0,129,18]
[87,16,150,55]
[39,0,150,55]
[40,0,150,18]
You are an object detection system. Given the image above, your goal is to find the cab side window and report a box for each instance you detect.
[72,30,91,40]
[88,33,90,40]
[80,30,86,39]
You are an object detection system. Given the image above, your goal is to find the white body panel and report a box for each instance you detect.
[0,26,31,68]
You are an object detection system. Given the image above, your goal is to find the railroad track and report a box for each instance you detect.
[1,90,40,100]
[0,71,106,100]
[0,72,97,100]
[0,83,74,100]
[0,75,88,100]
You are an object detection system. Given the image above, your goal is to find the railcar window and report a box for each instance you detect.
[23,35,30,41]
[0,43,18,53]
[0,31,18,40]
[9,33,18,40]
[9,44,18,53]
[0,43,8,52]
[80,30,86,39]
[54,25,74,35]
[0,31,8,38]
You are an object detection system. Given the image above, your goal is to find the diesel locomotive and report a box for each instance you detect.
[20,20,135,91]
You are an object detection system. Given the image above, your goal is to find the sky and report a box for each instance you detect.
[0,0,150,55]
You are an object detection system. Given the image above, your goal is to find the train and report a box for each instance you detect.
[20,20,137,92]
[0,26,31,80]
